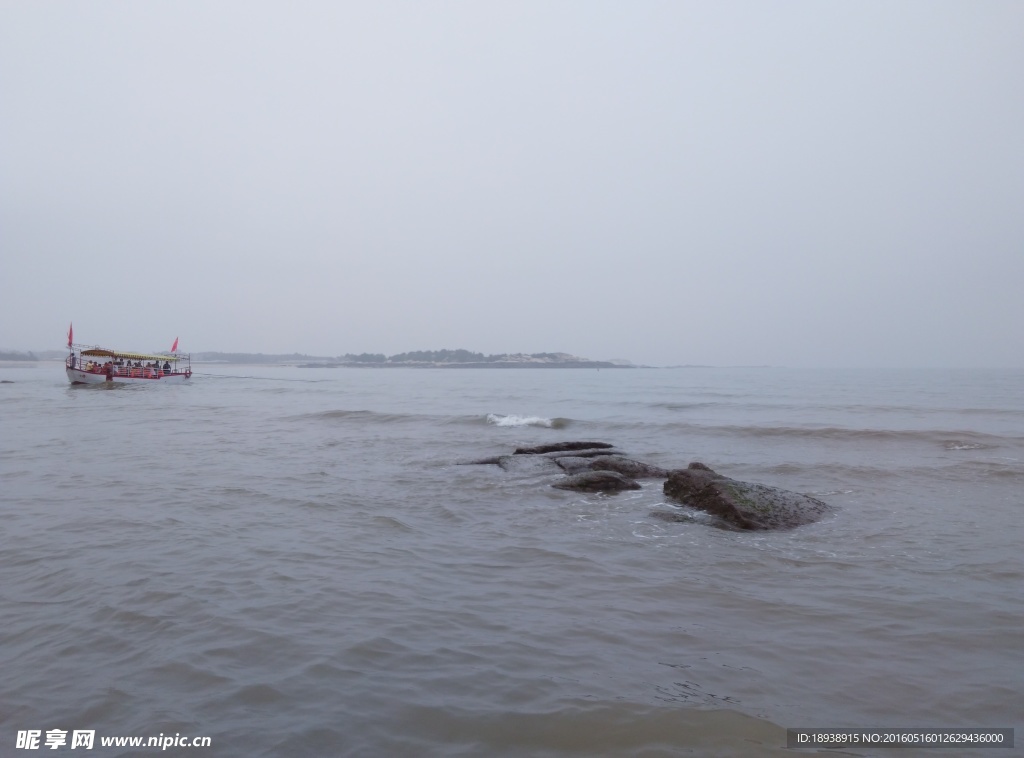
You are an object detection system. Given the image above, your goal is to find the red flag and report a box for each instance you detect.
[171,337,179,353]
[68,322,73,348]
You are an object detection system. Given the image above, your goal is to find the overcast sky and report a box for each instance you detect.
[2,2,1021,367]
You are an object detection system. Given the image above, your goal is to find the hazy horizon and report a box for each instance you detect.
[3,2,1022,368]
[7,343,1024,371]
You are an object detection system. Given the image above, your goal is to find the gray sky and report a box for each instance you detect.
[2,1,1022,367]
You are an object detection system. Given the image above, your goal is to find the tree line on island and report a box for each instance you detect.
[193,349,631,368]
[338,349,592,365]
[312,349,630,368]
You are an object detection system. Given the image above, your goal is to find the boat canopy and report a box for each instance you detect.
[80,348,176,361]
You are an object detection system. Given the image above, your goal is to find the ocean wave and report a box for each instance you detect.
[485,414,569,429]
[295,409,568,429]
[942,440,992,450]
[959,460,1024,479]
[292,409,414,424]
[650,402,722,411]
[620,420,1017,448]
[733,426,984,444]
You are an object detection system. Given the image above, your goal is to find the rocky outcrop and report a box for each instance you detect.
[514,441,615,455]
[541,447,623,460]
[460,440,648,493]
[460,442,834,525]
[587,456,668,478]
[662,462,833,530]
[552,456,597,474]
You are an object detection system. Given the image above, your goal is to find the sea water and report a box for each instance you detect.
[1,364,1021,756]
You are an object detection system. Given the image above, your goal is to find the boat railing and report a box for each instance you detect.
[68,354,191,378]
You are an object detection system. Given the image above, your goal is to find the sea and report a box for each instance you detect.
[1,363,1021,757]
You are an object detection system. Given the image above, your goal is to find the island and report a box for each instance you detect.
[291,350,634,369]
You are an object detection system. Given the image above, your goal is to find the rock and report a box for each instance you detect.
[540,447,622,460]
[649,509,704,525]
[588,456,668,478]
[458,442,623,467]
[552,470,642,493]
[497,455,562,474]
[553,456,594,474]
[514,441,614,455]
[663,462,833,530]
[554,454,667,478]
[458,455,505,465]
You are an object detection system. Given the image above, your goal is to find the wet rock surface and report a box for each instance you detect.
[496,455,562,474]
[663,462,834,530]
[514,441,615,455]
[540,447,623,459]
[587,456,668,478]
[551,470,642,492]
[553,456,597,475]
[461,440,647,493]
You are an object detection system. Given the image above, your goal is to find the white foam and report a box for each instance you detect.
[486,413,554,428]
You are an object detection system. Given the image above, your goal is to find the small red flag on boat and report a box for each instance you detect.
[171,337,179,353]
[68,322,73,348]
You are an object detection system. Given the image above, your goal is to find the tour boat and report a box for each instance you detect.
[65,327,191,385]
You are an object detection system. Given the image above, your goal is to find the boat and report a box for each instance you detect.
[65,327,191,385]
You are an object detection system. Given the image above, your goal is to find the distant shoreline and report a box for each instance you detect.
[207,349,636,369]
[17,348,639,368]
[294,361,631,369]
[3,354,778,370]
[1,356,775,369]
[1,356,632,368]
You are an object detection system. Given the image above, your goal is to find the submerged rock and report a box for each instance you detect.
[515,441,615,455]
[462,440,614,465]
[497,455,562,474]
[663,462,832,530]
[551,470,642,493]
[541,447,622,460]
[553,456,595,474]
[554,455,667,478]
[588,456,668,478]
[458,443,619,466]
[463,441,660,494]
[458,455,505,465]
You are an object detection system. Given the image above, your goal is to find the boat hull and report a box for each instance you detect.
[66,367,191,385]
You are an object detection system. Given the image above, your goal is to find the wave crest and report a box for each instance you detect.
[486,414,569,429]
[942,440,991,450]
